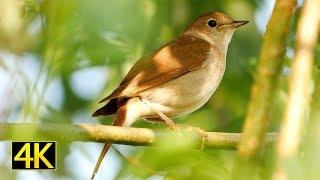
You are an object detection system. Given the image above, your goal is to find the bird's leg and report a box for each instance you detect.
[152,110,178,130]
[139,98,208,146]
[140,98,206,148]
[139,97,178,130]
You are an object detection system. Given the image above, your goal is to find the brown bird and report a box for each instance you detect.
[91,12,248,179]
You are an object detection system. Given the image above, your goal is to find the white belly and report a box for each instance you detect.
[138,49,226,118]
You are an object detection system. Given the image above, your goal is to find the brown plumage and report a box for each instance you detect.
[91,11,248,179]
[93,36,211,116]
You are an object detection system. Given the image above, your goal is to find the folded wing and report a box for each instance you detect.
[99,35,211,103]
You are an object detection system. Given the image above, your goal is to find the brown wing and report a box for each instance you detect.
[99,35,211,103]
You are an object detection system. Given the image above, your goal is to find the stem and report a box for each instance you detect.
[304,72,320,178]
[238,0,296,158]
[273,0,320,178]
[0,123,277,149]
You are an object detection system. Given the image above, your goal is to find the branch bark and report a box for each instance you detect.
[237,0,296,158]
[0,123,277,149]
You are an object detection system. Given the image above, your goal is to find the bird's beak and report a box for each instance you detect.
[219,20,249,29]
[230,20,249,28]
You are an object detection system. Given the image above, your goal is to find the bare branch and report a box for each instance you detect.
[0,123,276,149]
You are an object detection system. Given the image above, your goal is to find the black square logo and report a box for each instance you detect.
[12,142,56,169]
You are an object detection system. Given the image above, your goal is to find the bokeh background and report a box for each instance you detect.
[0,0,317,179]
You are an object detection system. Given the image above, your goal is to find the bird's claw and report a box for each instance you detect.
[185,126,207,150]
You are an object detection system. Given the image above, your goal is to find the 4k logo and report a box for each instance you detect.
[12,142,56,169]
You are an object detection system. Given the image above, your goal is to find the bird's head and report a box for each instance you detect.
[184,12,249,48]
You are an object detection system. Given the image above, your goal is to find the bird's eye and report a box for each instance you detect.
[208,20,217,27]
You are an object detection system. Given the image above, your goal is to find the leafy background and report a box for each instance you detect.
[0,0,318,179]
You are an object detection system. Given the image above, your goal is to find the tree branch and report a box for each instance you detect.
[0,123,276,149]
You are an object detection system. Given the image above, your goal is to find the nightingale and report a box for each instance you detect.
[91,12,248,179]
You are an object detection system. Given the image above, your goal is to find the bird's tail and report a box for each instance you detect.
[90,104,127,180]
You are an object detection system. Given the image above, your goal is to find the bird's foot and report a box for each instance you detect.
[183,126,207,150]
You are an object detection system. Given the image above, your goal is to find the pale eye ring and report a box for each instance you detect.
[208,19,217,27]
